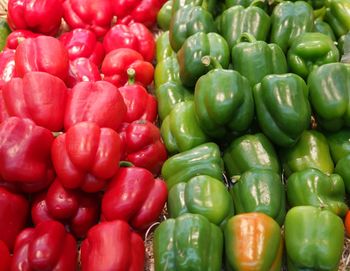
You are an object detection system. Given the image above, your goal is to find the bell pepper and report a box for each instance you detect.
[346,211,350,237]
[168,175,233,225]
[0,240,11,271]
[0,49,16,88]
[15,35,69,82]
[269,1,314,53]
[51,121,121,192]
[254,73,311,147]
[119,121,167,175]
[3,71,67,132]
[285,206,344,271]
[223,133,280,178]
[102,167,167,231]
[225,0,267,9]
[64,80,126,131]
[0,90,9,123]
[11,221,77,271]
[102,48,154,88]
[308,63,350,131]
[153,213,223,271]
[194,59,254,139]
[0,187,29,251]
[7,0,63,36]
[157,0,172,30]
[287,168,348,217]
[224,212,283,271]
[171,0,219,16]
[314,18,336,41]
[161,101,209,154]
[156,31,176,62]
[155,53,181,90]
[216,3,270,49]
[287,32,340,78]
[177,32,230,87]
[161,142,224,190]
[232,33,288,87]
[59,28,104,67]
[66,58,101,88]
[230,169,286,225]
[81,220,145,271]
[280,130,334,177]
[335,155,350,194]
[62,0,113,38]
[327,129,350,163]
[338,32,350,56]
[0,117,54,192]
[169,5,216,52]
[324,0,350,38]
[4,30,40,50]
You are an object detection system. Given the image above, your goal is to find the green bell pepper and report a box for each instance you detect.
[324,0,350,38]
[287,168,348,217]
[308,63,350,131]
[161,142,224,190]
[314,18,336,41]
[280,130,334,177]
[161,101,209,154]
[156,31,176,62]
[223,133,280,178]
[168,175,233,225]
[153,213,223,271]
[177,32,230,87]
[287,32,340,78]
[225,0,268,10]
[157,1,173,31]
[230,169,286,225]
[171,0,219,17]
[335,155,350,194]
[154,55,180,89]
[285,206,344,271]
[327,129,350,163]
[253,73,311,147]
[338,32,350,56]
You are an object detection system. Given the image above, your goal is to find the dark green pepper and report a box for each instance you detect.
[157,1,173,31]
[156,31,176,62]
[225,0,268,10]
[335,155,350,194]
[324,0,350,38]
[172,0,219,16]
[314,18,336,41]
[327,129,350,163]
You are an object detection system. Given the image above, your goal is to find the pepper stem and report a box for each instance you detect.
[250,0,266,8]
[313,7,326,20]
[238,32,257,43]
[119,161,134,167]
[201,56,222,70]
[127,68,136,85]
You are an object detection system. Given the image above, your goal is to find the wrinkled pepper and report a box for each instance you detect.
[66,57,101,88]
[324,0,350,38]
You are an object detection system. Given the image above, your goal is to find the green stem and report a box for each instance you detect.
[250,0,266,8]
[237,32,257,43]
[119,161,134,167]
[127,68,136,85]
[313,7,326,20]
[201,56,222,70]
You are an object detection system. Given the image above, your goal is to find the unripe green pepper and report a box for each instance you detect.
[324,0,350,38]
[338,32,350,56]
[327,129,350,163]
[156,31,176,62]
[157,1,173,31]
[335,155,350,194]
[171,0,219,17]
[314,18,336,41]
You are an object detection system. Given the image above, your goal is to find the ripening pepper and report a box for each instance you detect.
[327,129,350,163]
[230,169,286,225]
[0,49,16,87]
[66,58,102,88]
[161,142,224,190]
[253,73,311,147]
[157,0,172,30]
[4,30,40,50]
[156,31,176,62]
[285,206,344,271]
[0,240,10,271]
[324,0,350,38]
[81,220,145,271]
[224,212,283,271]
[153,213,223,271]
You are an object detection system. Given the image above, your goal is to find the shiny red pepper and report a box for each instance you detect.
[64,80,126,131]
[7,0,63,36]
[103,22,155,62]
[0,49,16,88]
[0,240,11,271]
[66,58,101,88]
[51,121,121,192]
[81,220,145,271]
[11,221,77,271]
[101,167,167,231]
[4,30,40,50]
[0,90,9,123]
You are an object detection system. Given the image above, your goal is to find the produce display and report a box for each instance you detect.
[0,0,350,270]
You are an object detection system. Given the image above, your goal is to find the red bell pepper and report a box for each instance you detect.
[59,28,104,67]
[51,121,121,192]
[4,30,40,50]
[62,0,114,38]
[2,71,67,131]
[0,49,16,88]
[0,117,55,193]
[0,240,11,271]
[119,121,167,175]
[81,220,145,271]
[64,80,126,131]
[101,167,167,230]
[103,22,155,62]
[101,48,154,88]
[113,0,167,28]
[7,0,63,36]
[15,35,69,82]
[0,90,9,123]
[0,187,28,251]
[66,58,101,88]
[11,221,77,271]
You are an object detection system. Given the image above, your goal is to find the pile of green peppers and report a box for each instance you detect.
[154,0,350,270]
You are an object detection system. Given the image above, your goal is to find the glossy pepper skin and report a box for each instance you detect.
[0,117,54,193]
[7,0,63,36]
[287,32,339,78]
[177,32,229,87]
[308,63,350,131]
[269,1,314,53]
[66,57,101,88]
[51,121,121,192]
[327,129,350,164]
[155,52,182,90]
[223,133,280,178]
[0,240,11,271]
[314,18,336,41]
[280,130,334,177]
[161,101,209,154]
[157,0,172,30]
[81,220,145,271]
[224,212,283,271]
[285,206,344,271]
[254,73,311,147]
[64,80,126,131]
[161,142,224,190]
[0,49,16,88]
[168,175,233,225]
[287,168,348,217]
[230,169,286,225]
[4,30,40,50]
[156,31,176,62]
[335,155,350,194]
[324,0,350,38]
[172,0,219,17]
[153,213,223,271]
[11,221,77,271]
